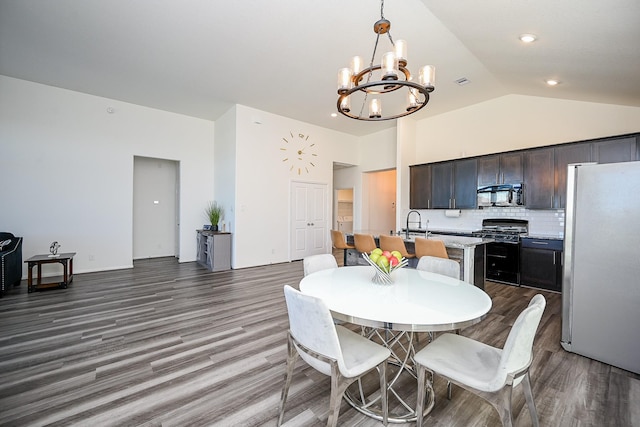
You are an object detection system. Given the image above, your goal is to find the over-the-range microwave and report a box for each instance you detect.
[477,183,524,207]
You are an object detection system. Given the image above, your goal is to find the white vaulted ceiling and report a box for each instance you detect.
[1,0,638,136]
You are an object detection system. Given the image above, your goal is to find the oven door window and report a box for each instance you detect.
[486,242,520,284]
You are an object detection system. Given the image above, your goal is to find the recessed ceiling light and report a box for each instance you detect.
[546,79,560,86]
[331,113,338,118]
[519,34,537,43]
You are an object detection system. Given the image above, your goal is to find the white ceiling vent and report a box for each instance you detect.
[455,77,470,86]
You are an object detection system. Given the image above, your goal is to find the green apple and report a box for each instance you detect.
[371,248,383,256]
[369,253,381,263]
[391,250,402,260]
[377,256,390,272]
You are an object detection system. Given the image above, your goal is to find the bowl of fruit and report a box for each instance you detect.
[362,248,409,284]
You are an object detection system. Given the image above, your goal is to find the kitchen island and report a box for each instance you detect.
[345,231,491,289]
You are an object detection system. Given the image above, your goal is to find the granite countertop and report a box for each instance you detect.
[412,234,492,248]
[348,230,492,248]
[402,227,479,235]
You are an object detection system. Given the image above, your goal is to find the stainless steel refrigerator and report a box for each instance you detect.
[561,161,640,374]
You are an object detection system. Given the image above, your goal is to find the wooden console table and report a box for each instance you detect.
[24,252,76,293]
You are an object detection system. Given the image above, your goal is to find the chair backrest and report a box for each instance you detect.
[303,254,338,276]
[379,235,411,257]
[353,233,377,253]
[492,294,546,390]
[414,237,449,259]
[283,285,344,376]
[416,256,460,279]
[330,229,352,250]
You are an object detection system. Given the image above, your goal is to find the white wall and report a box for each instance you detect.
[414,94,640,163]
[0,76,215,275]
[231,105,360,269]
[213,106,237,267]
[355,128,398,231]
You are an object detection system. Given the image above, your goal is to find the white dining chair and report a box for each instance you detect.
[278,285,390,427]
[303,253,338,276]
[414,294,546,427]
[416,256,460,280]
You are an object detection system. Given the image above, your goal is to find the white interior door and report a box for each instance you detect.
[133,156,178,259]
[291,181,327,260]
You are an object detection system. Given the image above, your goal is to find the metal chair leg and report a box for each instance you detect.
[277,334,298,426]
[522,372,540,427]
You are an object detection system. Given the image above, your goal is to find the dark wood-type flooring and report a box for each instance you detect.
[0,253,638,426]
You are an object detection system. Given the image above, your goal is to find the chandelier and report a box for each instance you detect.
[336,0,435,121]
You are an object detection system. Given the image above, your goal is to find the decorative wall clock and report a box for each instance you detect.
[281,131,317,175]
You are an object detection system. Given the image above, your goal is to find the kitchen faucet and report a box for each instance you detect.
[406,210,422,239]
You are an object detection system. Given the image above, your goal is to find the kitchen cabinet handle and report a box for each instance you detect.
[553,252,556,265]
[531,241,549,245]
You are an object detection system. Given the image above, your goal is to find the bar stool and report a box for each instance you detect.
[353,233,377,254]
[378,234,416,259]
[414,237,449,259]
[330,229,354,266]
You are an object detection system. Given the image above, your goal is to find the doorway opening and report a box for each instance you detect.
[362,169,397,234]
[334,188,354,233]
[133,156,180,260]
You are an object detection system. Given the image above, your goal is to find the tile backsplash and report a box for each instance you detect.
[408,207,565,238]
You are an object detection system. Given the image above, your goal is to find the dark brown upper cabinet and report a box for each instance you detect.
[477,152,523,187]
[409,164,431,209]
[554,143,592,208]
[432,158,477,209]
[524,147,555,209]
[592,136,637,164]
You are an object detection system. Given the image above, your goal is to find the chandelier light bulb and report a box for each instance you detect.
[340,95,351,113]
[407,89,419,111]
[369,99,382,118]
[337,68,352,93]
[419,65,435,87]
[381,52,398,80]
[350,56,363,76]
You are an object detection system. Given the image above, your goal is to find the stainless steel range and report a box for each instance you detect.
[473,219,528,285]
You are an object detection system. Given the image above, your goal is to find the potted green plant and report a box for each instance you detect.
[205,201,224,231]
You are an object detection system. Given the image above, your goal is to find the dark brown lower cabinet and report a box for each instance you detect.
[519,238,563,292]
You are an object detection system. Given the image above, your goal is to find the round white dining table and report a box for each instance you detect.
[299,265,492,332]
[299,265,493,423]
